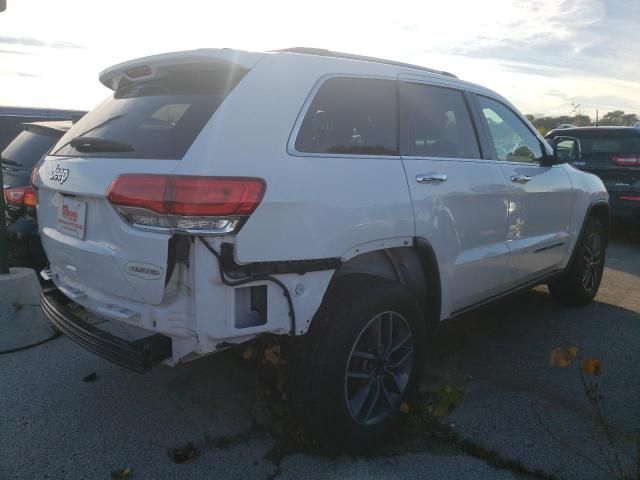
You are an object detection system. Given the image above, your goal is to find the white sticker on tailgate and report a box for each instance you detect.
[57,197,86,240]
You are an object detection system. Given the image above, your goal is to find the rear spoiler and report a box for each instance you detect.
[22,120,73,135]
[99,48,265,91]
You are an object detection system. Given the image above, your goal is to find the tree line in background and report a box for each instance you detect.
[525,110,639,136]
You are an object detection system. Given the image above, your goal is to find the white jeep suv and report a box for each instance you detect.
[35,47,609,450]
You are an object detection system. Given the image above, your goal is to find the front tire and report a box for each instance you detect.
[549,217,606,305]
[289,275,429,452]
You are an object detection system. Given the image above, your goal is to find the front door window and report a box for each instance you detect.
[478,96,542,163]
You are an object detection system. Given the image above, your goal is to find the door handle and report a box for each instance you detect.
[416,173,447,184]
[510,174,531,184]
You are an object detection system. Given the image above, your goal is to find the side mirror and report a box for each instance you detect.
[542,136,581,166]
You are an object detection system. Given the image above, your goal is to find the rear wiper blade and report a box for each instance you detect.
[52,114,124,154]
[69,136,134,153]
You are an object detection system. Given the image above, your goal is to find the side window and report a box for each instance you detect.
[295,77,397,156]
[555,138,577,162]
[478,96,543,163]
[399,82,480,159]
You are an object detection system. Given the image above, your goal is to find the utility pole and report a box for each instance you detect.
[0,166,9,273]
[595,109,599,127]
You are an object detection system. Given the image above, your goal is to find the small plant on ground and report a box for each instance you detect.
[536,346,638,480]
[400,378,559,480]
[400,377,469,440]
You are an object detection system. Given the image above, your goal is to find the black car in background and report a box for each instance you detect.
[546,126,640,226]
[3,121,73,269]
[0,106,85,153]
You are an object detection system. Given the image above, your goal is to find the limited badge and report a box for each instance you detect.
[124,261,164,280]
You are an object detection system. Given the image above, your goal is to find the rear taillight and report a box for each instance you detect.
[106,175,266,234]
[30,162,42,188]
[611,155,639,166]
[4,185,37,207]
[620,195,640,202]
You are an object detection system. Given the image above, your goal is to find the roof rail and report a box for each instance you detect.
[273,47,458,78]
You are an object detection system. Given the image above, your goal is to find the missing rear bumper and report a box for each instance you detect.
[40,287,171,373]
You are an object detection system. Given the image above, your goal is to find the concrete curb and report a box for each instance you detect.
[0,267,56,351]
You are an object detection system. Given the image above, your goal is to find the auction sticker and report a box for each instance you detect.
[57,197,86,240]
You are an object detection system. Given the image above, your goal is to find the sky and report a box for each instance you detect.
[0,0,638,118]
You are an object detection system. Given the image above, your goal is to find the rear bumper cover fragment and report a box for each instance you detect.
[41,287,171,373]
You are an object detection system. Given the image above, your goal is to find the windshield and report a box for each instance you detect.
[51,63,246,160]
[1,129,60,169]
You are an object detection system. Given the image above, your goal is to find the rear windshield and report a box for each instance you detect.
[573,131,640,157]
[51,63,246,160]
[2,129,60,169]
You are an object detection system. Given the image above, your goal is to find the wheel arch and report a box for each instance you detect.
[328,239,441,329]
[587,201,610,248]
[565,200,610,271]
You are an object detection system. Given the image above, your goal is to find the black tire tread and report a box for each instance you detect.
[549,217,606,305]
[288,274,427,452]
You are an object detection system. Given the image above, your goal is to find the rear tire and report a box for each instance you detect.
[548,217,606,305]
[289,274,430,452]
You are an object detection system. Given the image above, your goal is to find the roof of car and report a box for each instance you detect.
[101,47,460,87]
[98,47,512,113]
[274,47,458,78]
[547,126,640,136]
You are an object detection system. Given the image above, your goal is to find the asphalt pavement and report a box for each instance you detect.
[1,230,638,479]
[427,228,640,480]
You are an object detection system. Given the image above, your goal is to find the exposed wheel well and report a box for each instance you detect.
[328,239,441,329]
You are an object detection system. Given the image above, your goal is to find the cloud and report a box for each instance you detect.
[545,90,570,100]
[541,89,640,112]
[0,70,40,78]
[497,62,565,77]
[566,94,640,111]
[0,48,32,55]
[434,0,637,81]
[0,35,84,49]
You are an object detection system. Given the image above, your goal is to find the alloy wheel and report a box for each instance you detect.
[344,311,414,426]
[582,232,603,292]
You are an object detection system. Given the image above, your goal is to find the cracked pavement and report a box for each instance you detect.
[1,229,638,479]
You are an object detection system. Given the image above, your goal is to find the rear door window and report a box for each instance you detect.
[52,64,247,160]
[399,82,480,159]
[1,130,60,170]
[295,77,397,156]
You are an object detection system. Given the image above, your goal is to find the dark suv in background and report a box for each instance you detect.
[546,126,640,226]
[2,121,73,269]
[0,106,85,153]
